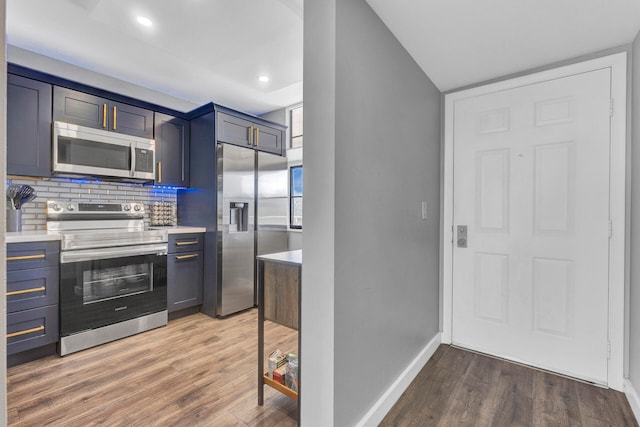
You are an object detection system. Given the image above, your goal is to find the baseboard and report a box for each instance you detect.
[355,332,442,427]
[625,379,640,424]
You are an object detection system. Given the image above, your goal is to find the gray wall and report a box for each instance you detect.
[259,107,287,126]
[301,0,337,424]
[303,0,441,424]
[630,30,640,395]
[1,0,7,422]
[333,1,440,424]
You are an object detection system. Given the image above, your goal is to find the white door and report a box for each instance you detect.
[451,68,611,384]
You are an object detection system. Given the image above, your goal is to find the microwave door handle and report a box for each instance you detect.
[130,143,136,177]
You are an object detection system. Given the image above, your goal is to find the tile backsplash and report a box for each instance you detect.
[6,177,177,231]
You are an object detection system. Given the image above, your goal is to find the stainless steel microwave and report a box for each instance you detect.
[53,121,155,181]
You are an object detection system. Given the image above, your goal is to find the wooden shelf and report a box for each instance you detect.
[263,372,298,401]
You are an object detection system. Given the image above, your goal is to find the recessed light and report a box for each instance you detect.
[258,75,270,83]
[136,16,153,27]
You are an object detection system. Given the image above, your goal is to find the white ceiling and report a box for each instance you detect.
[365,0,640,91]
[7,1,640,115]
[7,0,303,115]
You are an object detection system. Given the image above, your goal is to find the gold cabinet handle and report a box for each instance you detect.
[249,125,254,146]
[176,241,198,246]
[176,254,199,260]
[103,103,107,128]
[7,286,46,297]
[157,162,162,183]
[255,127,259,147]
[6,254,46,262]
[7,325,44,339]
[113,106,117,130]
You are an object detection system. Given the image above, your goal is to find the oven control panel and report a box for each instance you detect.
[47,201,145,217]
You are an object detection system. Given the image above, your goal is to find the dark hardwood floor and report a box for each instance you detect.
[7,310,298,426]
[381,345,639,427]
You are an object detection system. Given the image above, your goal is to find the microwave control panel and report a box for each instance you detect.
[135,148,154,174]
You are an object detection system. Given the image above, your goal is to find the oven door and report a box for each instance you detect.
[59,244,167,336]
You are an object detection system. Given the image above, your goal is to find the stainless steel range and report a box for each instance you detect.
[47,200,168,355]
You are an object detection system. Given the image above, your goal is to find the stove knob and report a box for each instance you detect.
[66,204,76,211]
[133,204,142,212]
[123,204,131,211]
[51,203,62,211]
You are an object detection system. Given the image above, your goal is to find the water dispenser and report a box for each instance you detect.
[229,202,248,232]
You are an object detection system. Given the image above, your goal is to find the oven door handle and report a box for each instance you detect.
[60,244,168,264]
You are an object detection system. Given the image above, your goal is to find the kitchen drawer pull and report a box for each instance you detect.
[255,127,259,147]
[157,161,162,183]
[6,254,46,262]
[103,103,107,128]
[6,286,46,297]
[249,125,254,145]
[113,106,117,130]
[175,241,198,246]
[176,254,199,260]
[7,325,45,339]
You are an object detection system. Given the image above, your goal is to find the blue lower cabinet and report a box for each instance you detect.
[167,234,204,313]
[7,305,59,355]
[7,241,60,359]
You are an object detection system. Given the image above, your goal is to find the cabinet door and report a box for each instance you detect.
[54,87,154,138]
[7,75,52,177]
[217,112,254,148]
[111,101,154,138]
[155,113,190,187]
[53,86,107,130]
[167,251,203,312]
[255,124,283,155]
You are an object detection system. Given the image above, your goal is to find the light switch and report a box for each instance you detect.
[421,201,428,220]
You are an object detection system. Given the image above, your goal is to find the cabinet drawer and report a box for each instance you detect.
[7,241,59,271]
[169,233,204,253]
[7,305,59,355]
[7,267,59,313]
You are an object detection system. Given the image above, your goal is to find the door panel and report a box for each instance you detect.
[111,101,154,138]
[53,86,105,129]
[7,74,52,177]
[452,68,611,384]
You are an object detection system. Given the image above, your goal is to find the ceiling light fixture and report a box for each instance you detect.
[258,75,270,83]
[136,16,153,27]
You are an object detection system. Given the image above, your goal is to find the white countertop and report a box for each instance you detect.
[6,226,206,243]
[257,249,302,266]
[6,230,61,243]
[149,226,207,234]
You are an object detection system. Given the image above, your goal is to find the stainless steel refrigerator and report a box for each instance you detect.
[216,143,288,316]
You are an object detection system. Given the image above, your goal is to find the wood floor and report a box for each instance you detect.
[381,345,639,427]
[7,309,298,426]
[9,315,639,427]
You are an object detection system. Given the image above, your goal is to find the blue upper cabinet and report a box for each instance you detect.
[7,74,53,178]
[154,112,190,187]
[216,111,285,156]
[53,86,154,139]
